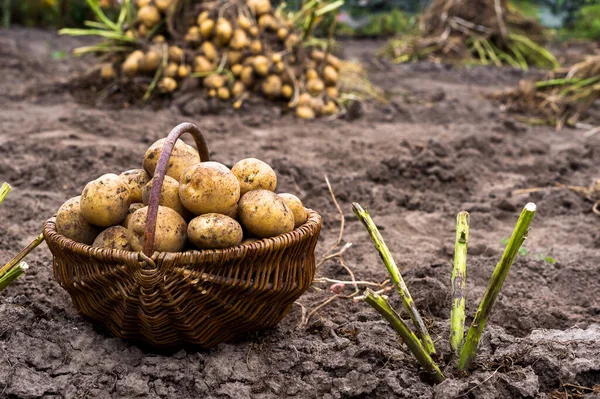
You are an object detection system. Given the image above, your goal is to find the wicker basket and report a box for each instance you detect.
[43,123,322,349]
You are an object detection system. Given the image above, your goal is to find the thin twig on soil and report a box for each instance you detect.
[458,203,537,370]
[0,233,44,278]
[450,211,469,356]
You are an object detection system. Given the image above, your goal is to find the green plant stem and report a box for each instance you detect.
[0,182,11,206]
[458,203,537,370]
[363,289,445,383]
[0,262,28,292]
[352,203,436,355]
[450,211,469,356]
[0,233,44,278]
[2,0,10,28]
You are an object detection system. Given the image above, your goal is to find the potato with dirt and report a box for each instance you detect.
[121,203,145,228]
[80,173,132,227]
[128,205,187,252]
[231,158,277,195]
[141,175,188,217]
[92,226,131,250]
[188,213,243,249]
[143,138,201,180]
[56,196,101,245]
[278,193,307,228]
[179,161,240,215]
[119,169,151,203]
[238,189,294,238]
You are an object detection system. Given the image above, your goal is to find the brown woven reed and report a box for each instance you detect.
[42,123,322,348]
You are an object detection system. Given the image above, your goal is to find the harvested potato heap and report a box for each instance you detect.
[55,138,308,252]
[77,0,344,119]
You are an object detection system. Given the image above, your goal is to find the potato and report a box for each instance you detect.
[258,14,276,30]
[297,92,313,107]
[281,84,293,99]
[305,68,318,81]
[142,138,201,180]
[168,46,184,63]
[296,105,315,119]
[199,19,215,38]
[122,50,144,76]
[185,26,201,43]
[188,213,243,249]
[155,0,172,12]
[152,34,166,44]
[119,169,151,203]
[194,55,213,73]
[216,18,233,45]
[240,65,254,86]
[230,29,249,50]
[241,237,259,245]
[326,86,338,99]
[203,74,225,89]
[142,175,188,217]
[306,78,324,96]
[320,100,337,116]
[232,81,245,97]
[253,55,269,76]
[238,190,294,238]
[178,64,191,78]
[100,64,115,80]
[128,206,187,252]
[248,26,259,37]
[164,62,179,78]
[250,39,262,55]
[197,10,209,25]
[218,87,230,100]
[248,0,271,16]
[323,65,338,86]
[237,15,251,30]
[158,77,177,93]
[231,158,277,195]
[227,51,242,66]
[139,50,161,73]
[93,226,131,250]
[138,5,160,28]
[201,41,217,61]
[261,75,282,98]
[277,27,288,41]
[231,64,243,77]
[121,203,145,228]
[223,203,238,219]
[80,174,131,227]
[56,196,100,245]
[179,161,240,215]
[278,193,307,228]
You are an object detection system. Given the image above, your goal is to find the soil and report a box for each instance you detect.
[1,29,600,399]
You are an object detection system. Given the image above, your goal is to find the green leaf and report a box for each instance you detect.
[51,50,67,60]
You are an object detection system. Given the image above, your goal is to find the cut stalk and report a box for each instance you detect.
[352,203,436,355]
[458,203,537,370]
[0,182,11,205]
[363,289,445,383]
[0,233,44,278]
[0,262,29,292]
[450,211,469,356]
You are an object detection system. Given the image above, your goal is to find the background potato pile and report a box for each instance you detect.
[56,138,308,252]
[98,0,342,119]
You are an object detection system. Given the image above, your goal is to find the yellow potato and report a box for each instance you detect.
[216,18,233,45]
[240,65,254,87]
[168,46,184,63]
[122,50,144,76]
[320,100,337,116]
[197,10,209,25]
[128,205,187,252]
[231,64,243,77]
[139,50,161,73]
[306,78,324,96]
[223,203,238,219]
[121,203,145,228]
[278,193,307,228]
[142,138,201,180]
[142,175,188,217]
[248,0,271,15]
[119,169,151,203]
[56,196,100,245]
[237,15,252,30]
[261,75,282,98]
[100,64,115,80]
[218,87,230,100]
[178,64,191,78]
[296,105,315,119]
[230,29,249,50]
[179,161,240,215]
[238,190,294,238]
[137,5,161,28]
[199,19,215,38]
[253,55,269,76]
[164,62,179,78]
[203,74,225,89]
[158,77,178,93]
[93,226,131,250]
[185,26,201,43]
[241,237,260,245]
[232,81,245,97]
[305,68,318,81]
[188,213,243,249]
[231,158,277,195]
[80,173,132,227]
[194,55,213,73]
[201,41,217,61]
[323,65,338,86]
[281,84,293,99]
[155,0,172,12]
[227,51,242,66]
[326,86,338,100]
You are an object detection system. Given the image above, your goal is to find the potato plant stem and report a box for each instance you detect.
[0,233,44,278]
[458,203,537,370]
[363,289,445,383]
[352,203,436,355]
[0,262,28,292]
[0,182,11,206]
[450,211,469,356]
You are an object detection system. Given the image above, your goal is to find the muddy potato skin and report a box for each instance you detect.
[188,213,243,249]
[143,138,201,180]
[278,193,308,228]
[179,161,240,215]
[93,226,131,250]
[128,205,187,252]
[121,203,145,228]
[119,169,151,203]
[238,190,294,238]
[80,174,132,227]
[231,158,277,196]
[56,196,100,245]
[141,175,188,217]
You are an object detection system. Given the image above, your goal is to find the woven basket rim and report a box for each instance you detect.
[43,209,322,266]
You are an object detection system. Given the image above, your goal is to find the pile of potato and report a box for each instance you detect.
[56,138,308,252]
[99,0,342,118]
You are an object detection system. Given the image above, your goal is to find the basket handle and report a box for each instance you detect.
[143,122,210,256]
